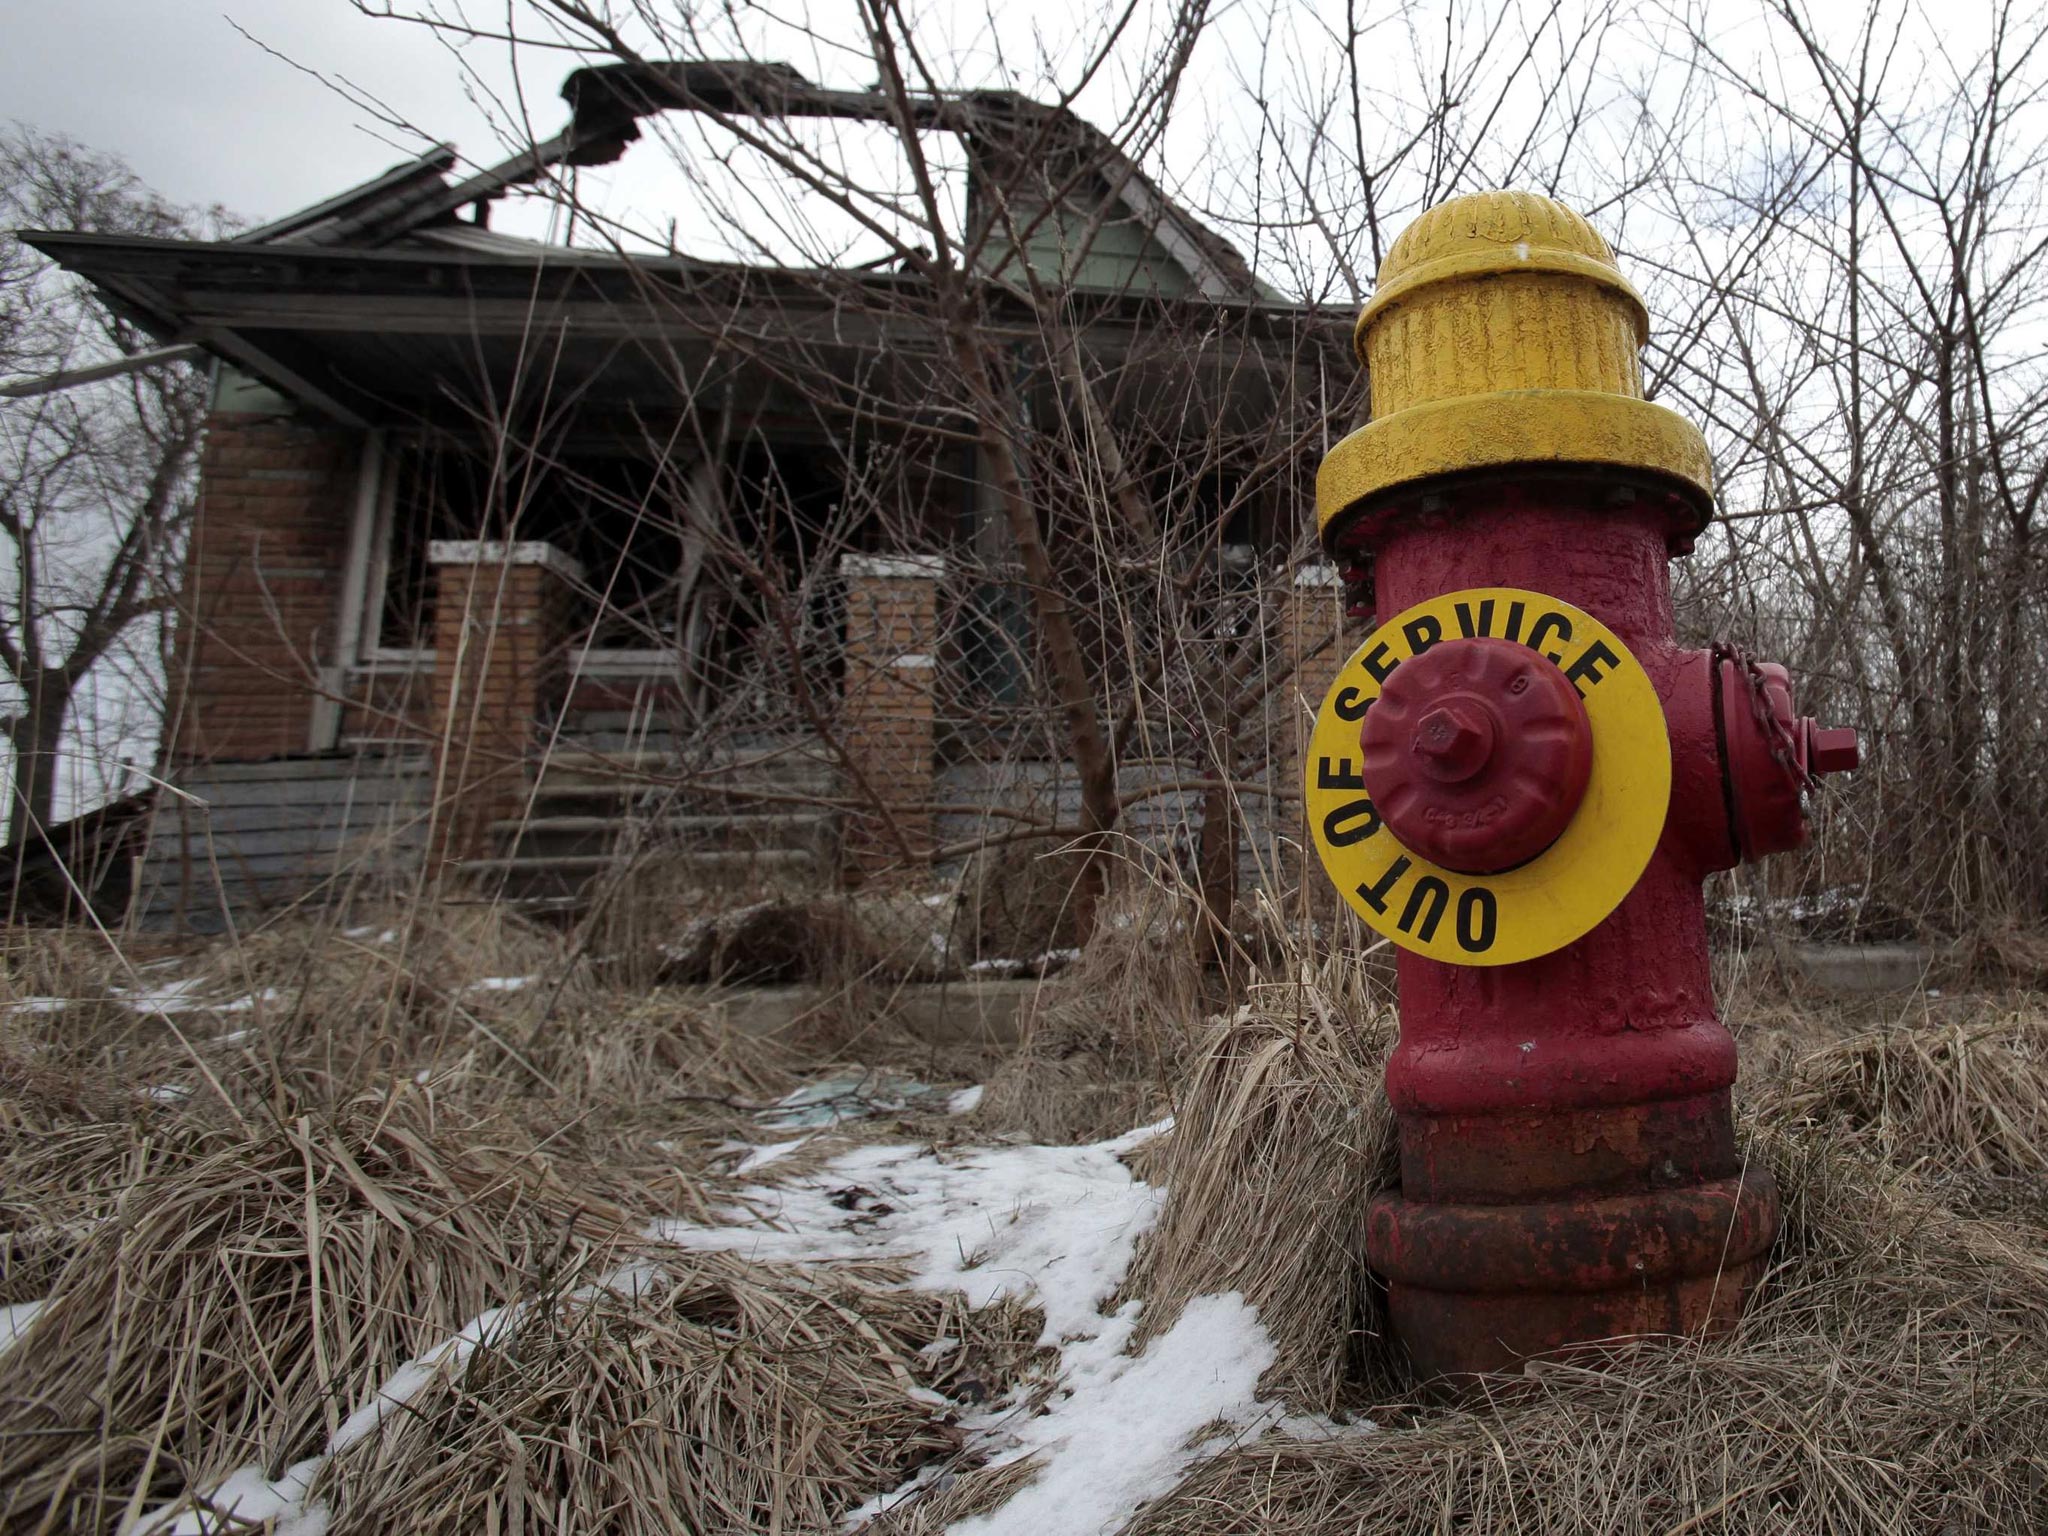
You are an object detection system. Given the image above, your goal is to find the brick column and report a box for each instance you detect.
[170,412,361,763]
[428,541,584,866]
[1280,564,1349,870]
[839,554,943,878]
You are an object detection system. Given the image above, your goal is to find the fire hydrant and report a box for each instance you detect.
[1304,191,1858,1382]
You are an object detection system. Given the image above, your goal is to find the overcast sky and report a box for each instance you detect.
[3,0,1935,260]
[0,0,1209,260]
[1,2,554,223]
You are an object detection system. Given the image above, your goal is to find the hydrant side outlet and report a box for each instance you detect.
[1305,190,1858,1386]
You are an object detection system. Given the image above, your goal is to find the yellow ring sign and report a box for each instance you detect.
[1305,587,1670,966]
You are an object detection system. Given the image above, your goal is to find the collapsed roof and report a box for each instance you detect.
[23,61,1309,428]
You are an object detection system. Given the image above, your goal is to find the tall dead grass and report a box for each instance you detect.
[1770,1010,2048,1178]
[1124,957,1400,1413]
[0,900,1022,1534]
[5,892,2048,1535]
[0,1086,634,1533]
[979,878,1220,1143]
[1123,1117,2048,1534]
[317,1257,1046,1535]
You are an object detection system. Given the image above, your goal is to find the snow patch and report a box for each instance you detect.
[5,996,68,1015]
[653,1119,1169,1346]
[668,1114,1343,1532]
[214,988,282,1013]
[945,1293,1277,1536]
[114,976,208,1015]
[468,975,537,994]
[0,1298,46,1358]
[734,1136,813,1174]
[946,1085,985,1116]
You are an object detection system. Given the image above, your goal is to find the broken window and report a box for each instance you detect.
[362,432,868,717]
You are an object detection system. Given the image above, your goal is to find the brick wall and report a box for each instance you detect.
[429,543,582,864]
[840,555,943,877]
[168,412,363,763]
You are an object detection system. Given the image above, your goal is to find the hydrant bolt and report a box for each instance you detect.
[1413,703,1493,782]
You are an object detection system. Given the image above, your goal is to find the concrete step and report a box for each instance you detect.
[458,846,830,903]
[489,812,835,859]
[527,749,677,789]
[521,777,844,817]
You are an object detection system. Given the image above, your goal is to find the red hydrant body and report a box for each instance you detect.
[1308,194,1855,1382]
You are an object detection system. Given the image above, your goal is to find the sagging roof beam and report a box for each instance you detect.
[0,342,204,399]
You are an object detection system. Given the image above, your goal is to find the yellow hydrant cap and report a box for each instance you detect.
[1318,190,1714,548]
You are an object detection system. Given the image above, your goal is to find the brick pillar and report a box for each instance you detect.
[428,541,584,866]
[170,412,361,763]
[1280,564,1349,873]
[839,554,943,877]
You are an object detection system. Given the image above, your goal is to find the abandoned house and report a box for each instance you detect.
[27,61,1351,931]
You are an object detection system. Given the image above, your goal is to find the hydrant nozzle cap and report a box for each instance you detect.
[1318,191,1715,551]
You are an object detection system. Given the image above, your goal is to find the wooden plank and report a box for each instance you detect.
[145,805,430,839]
[133,862,416,914]
[176,761,432,786]
[146,827,428,865]
[177,754,429,786]
[165,776,430,812]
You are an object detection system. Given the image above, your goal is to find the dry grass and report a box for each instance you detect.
[1123,963,1400,1413]
[2,899,2046,1535]
[0,903,1021,1534]
[1769,1010,2048,1178]
[317,1258,1046,1535]
[980,877,1221,1143]
[0,1087,634,1533]
[1122,1117,2048,1534]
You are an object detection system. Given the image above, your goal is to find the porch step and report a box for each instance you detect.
[527,749,679,789]
[479,742,847,912]
[521,776,843,815]
[488,812,834,859]
[459,847,828,903]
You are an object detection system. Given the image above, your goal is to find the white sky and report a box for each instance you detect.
[0,0,1939,272]
[0,2,522,224]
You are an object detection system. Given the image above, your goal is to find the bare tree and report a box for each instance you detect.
[0,129,214,852]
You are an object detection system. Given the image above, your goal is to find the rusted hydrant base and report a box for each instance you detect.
[1367,1164,1780,1383]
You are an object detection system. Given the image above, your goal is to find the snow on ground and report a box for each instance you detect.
[114,976,209,1015]
[734,1136,814,1174]
[466,975,537,994]
[105,978,282,1018]
[113,1107,1348,1535]
[213,988,282,1013]
[943,1294,1281,1536]
[653,1121,1170,1341]
[655,1118,1353,1533]
[946,1084,985,1116]
[0,1299,45,1359]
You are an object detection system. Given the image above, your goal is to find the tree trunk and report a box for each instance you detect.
[950,326,1122,932]
[6,669,71,850]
